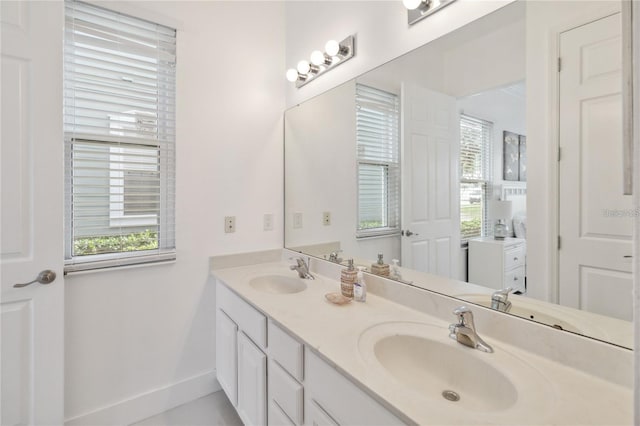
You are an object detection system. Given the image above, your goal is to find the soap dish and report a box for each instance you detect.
[325,292,352,305]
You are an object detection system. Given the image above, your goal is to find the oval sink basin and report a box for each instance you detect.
[249,275,308,294]
[374,334,516,411]
[358,321,554,417]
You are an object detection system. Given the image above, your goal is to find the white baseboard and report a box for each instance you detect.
[65,371,221,426]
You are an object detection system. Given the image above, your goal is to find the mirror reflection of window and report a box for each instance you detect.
[459,115,493,241]
[355,84,400,238]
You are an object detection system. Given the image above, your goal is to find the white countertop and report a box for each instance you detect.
[212,261,632,425]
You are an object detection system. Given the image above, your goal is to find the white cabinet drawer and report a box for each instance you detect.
[217,282,267,349]
[269,360,304,425]
[504,266,526,293]
[269,400,295,426]
[305,350,404,426]
[504,245,525,270]
[306,399,339,426]
[268,320,304,381]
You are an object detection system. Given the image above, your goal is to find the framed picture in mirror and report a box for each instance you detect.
[503,131,520,181]
[519,135,527,181]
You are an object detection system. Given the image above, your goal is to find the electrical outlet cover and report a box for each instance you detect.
[225,216,235,233]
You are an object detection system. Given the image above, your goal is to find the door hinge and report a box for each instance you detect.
[557,236,562,250]
[558,57,562,72]
[558,147,562,161]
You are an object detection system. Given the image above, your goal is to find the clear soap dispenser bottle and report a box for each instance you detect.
[354,266,367,302]
[390,259,402,280]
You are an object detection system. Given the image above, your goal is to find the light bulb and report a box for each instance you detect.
[286,68,299,82]
[297,60,311,74]
[310,50,326,66]
[325,40,340,57]
[403,0,423,10]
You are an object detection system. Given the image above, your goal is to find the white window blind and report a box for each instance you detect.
[460,114,493,241]
[64,0,176,272]
[356,84,400,238]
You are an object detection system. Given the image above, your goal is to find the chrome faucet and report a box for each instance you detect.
[491,287,513,312]
[327,250,343,264]
[290,257,314,279]
[448,306,493,353]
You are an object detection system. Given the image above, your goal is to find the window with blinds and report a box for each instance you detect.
[64,0,176,272]
[356,84,400,238]
[460,114,493,241]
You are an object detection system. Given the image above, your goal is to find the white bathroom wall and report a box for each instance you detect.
[64,1,285,424]
[285,0,515,108]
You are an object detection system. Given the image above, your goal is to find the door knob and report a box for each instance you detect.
[402,230,418,237]
[14,270,56,288]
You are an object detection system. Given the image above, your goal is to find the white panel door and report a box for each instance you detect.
[558,12,633,321]
[1,1,64,425]
[400,83,459,277]
[237,332,267,426]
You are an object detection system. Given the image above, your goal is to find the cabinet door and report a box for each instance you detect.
[216,310,238,406]
[237,331,267,426]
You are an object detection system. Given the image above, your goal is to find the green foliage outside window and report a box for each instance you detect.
[74,230,158,256]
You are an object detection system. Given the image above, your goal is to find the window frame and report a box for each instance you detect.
[459,114,493,243]
[63,0,176,273]
[355,84,401,239]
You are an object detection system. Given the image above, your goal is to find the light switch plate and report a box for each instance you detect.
[263,213,274,231]
[293,212,303,229]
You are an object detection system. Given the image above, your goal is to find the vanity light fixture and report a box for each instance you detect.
[285,35,356,88]
[404,0,457,26]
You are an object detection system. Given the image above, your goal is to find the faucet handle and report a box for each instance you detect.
[492,287,513,302]
[452,305,473,325]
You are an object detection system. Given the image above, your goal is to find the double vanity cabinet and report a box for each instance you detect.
[212,255,632,425]
[215,281,401,426]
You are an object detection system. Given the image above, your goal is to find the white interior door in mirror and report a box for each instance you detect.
[401,83,460,277]
[558,12,632,321]
[1,1,64,424]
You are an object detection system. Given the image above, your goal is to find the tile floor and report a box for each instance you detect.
[131,391,242,426]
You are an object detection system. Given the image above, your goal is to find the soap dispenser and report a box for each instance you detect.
[340,259,356,298]
[371,253,390,277]
[390,259,402,280]
[354,266,367,302]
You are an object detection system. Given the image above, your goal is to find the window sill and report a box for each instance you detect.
[64,251,176,275]
[356,229,402,240]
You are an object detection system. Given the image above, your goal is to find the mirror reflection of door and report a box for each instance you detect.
[558,12,633,321]
[400,84,459,277]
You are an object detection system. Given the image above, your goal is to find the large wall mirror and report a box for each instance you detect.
[285,1,633,348]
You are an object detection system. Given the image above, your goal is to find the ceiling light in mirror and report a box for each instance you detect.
[297,60,311,75]
[325,39,340,57]
[286,68,300,82]
[403,0,425,11]
[311,50,330,66]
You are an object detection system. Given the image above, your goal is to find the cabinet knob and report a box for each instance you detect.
[513,276,518,281]
[513,257,518,261]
